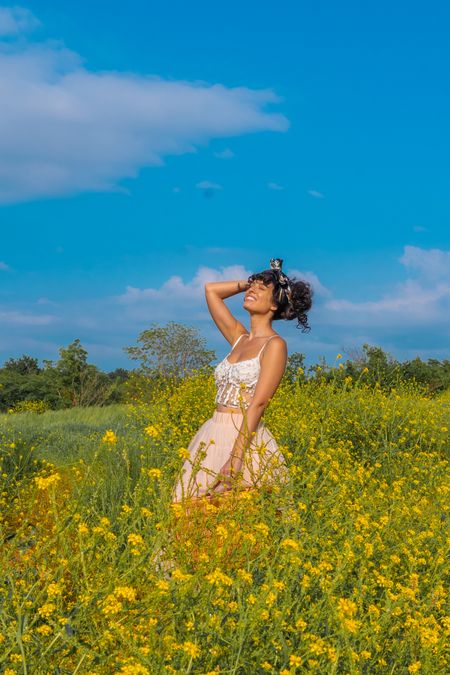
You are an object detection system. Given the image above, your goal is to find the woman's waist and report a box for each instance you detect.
[215,403,247,414]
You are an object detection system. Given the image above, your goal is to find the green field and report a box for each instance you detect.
[1,374,449,673]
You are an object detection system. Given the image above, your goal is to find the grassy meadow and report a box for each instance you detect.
[0,370,449,674]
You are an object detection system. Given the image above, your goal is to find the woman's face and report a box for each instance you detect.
[243,278,278,316]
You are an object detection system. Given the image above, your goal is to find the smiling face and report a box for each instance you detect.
[243,278,278,317]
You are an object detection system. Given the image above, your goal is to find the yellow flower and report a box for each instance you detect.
[237,568,253,584]
[172,568,192,582]
[337,597,358,617]
[156,580,169,592]
[34,473,61,490]
[78,523,89,535]
[102,429,117,444]
[182,640,201,658]
[36,624,53,636]
[127,533,144,547]
[295,617,307,631]
[38,603,56,618]
[114,586,136,602]
[144,424,159,437]
[289,654,303,667]
[336,353,343,359]
[100,593,122,615]
[47,582,63,598]
[205,568,233,587]
[118,664,149,675]
[147,468,162,479]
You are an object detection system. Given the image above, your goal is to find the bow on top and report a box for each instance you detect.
[269,258,293,305]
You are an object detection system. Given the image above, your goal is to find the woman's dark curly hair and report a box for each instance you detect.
[247,267,313,333]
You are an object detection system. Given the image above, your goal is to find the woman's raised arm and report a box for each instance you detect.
[204,279,250,345]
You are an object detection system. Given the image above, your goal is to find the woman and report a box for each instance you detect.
[171,258,313,503]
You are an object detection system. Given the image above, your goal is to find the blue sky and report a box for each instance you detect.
[1,1,449,370]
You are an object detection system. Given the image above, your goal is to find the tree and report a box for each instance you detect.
[124,322,216,378]
[3,355,41,375]
[54,339,117,407]
[284,352,307,383]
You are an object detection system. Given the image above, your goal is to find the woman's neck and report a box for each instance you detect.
[248,315,276,338]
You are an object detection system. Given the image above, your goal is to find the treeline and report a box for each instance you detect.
[1,322,449,412]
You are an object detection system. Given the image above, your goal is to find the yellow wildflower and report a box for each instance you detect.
[289,654,303,667]
[205,568,233,587]
[47,582,63,598]
[38,603,56,618]
[114,586,136,602]
[127,533,144,547]
[102,429,117,444]
[182,641,200,658]
[36,624,53,635]
[118,664,149,675]
[172,568,192,582]
[34,473,61,490]
[100,593,122,615]
[237,569,253,584]
[144,424,159,437]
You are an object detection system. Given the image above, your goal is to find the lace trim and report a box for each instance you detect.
[213,333,277,408]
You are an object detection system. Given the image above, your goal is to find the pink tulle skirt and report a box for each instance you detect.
[171,410,290,503]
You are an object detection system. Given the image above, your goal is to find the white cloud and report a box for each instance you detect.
[323,245,450,326]
[0,309,56,325]
[117,264,251,322]
[307,189,324,198]
[399,244,450,281]
[119,264,250,306]
[268,182,284,190]
[0,261,10,270]
[0,12,288,204]
[36,297,60,306]
[196,180,223,191]
[287,268,331,298]
[0,6,40,36]
[214,148,234,159]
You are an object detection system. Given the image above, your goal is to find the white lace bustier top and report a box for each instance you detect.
[213,333,278,409]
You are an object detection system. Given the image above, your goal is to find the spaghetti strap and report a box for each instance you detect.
[230,332,249,350]
[258,334,278,358]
